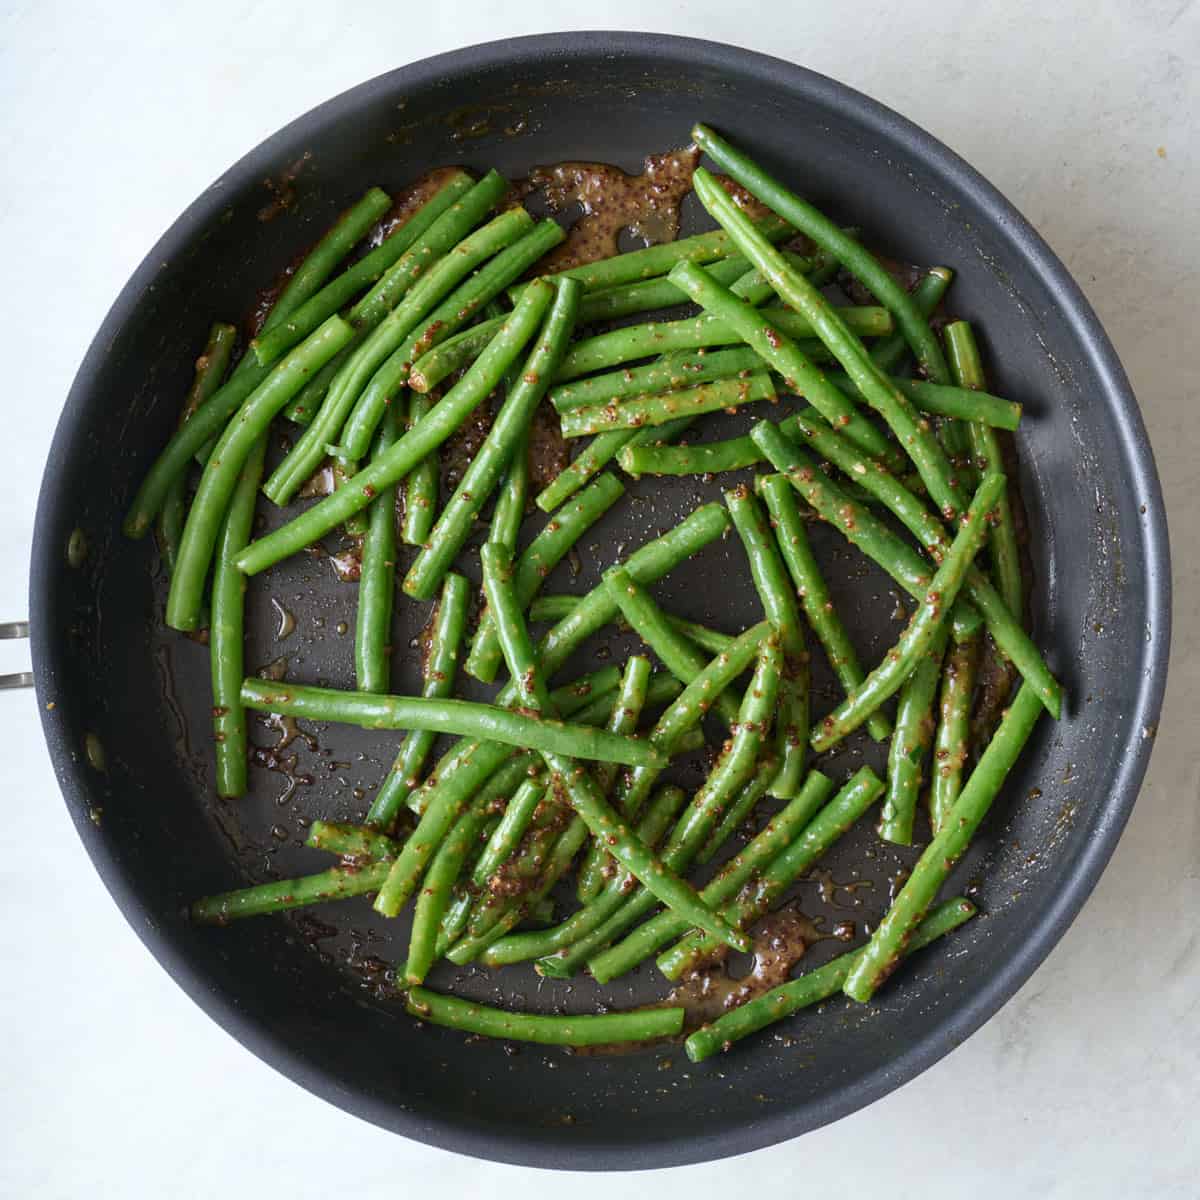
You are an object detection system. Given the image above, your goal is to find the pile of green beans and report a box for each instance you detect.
[131,129,1055,1056]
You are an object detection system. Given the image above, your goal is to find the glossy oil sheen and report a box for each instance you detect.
[30,33,1169,1170]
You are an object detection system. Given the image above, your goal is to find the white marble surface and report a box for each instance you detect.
[2,3,1196,1195]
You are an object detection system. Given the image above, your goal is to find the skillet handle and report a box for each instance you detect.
[0,621,33,689]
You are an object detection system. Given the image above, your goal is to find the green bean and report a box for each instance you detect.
[484,782,687,967]
[534,415,695,512]
[686,897,977,1061]
[252,186,393,350]
[163,316,354,631]
[407,317,505,393]
[464,472,626,682]
[207,433,266,795]
[725,484,810,798]
[619,431,761,477]
[575,655,655,902]
[945,321,1024,623]
[811,472,1002,752]
[574,249,818,323]
[879,629,948,846]
[826,372,1021,431]
[657,765,884,980]
[588,767,834,984]
[399,392,439,545]
[693,123,951,384]
[846,683,1042,1001]
[157,322,237,573]
[306,820,402,860]
[560,373,775,438]
[240,677,665,767]
[528,594,734,657]
[693,170,965,518]
[191,860,392,923]
[237,283,554,575]
[512,212,793,296]
[353,407,399,692]
[666,260,894,466]
[535,624,774,978]
[471,777,548,885]
[337,220,566,464]
[252,174,474,367]
[554,305,886,384]
[549,346,763,413]
[929,630,980,834]
[403,791,494,984]
[766,413,1059,715]
[490,426,529,552]
[365,572,469,829]
[870,267,954,373]
[263,204,529,506]
[696,752,781,865]
[405,986,683,1045]
[477,550,751,957]
[604,568,741,728]
[405,279,582,599]
[757,473,891,744]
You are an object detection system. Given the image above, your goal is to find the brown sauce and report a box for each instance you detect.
[520,145,701,275]
[367,167,466,249]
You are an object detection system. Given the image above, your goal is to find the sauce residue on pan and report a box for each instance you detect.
[520,145,702,275]
[367,167,467,249]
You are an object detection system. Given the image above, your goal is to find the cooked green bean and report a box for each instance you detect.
[657,764,884,980]
[534,415,695,512]
[845,684,1043,1002]
[879,629,948,846]
[490,426,530,552]
[527,594,734,657]
[929,630,981,834]
[239,677,666,767]
[253,174,474,367]
[471,777,548,885]
[554,304,887,383]
[354,406,399,693]
[825,372,1021,431]
[511,212,793,296]
[264,204,529,506]
[758,473,891,743]
[686,897,977,1061]
[619,431,761,477]
[165,315,355,631]
[870,267,953,373]
[365,572,469,829]
[465,471,625,682]
[209,435,266,796]
[945,320,1025,624]
[810,472,1003,752]
[696,752,780,864]
[692,123,951,384]
[588,767,833,984]
[406,986,683,1045]
[666,260,895,464]
[693,169,966,518]
[725,484,809,799]
[404,278,582,599]
[400,392,438,545]
[157,322,237,573]
[337,219,565,464]
[408,317,505,393]
[306,820,402,860]
[560,372,775,438]
[481,540,752,954]
[191,860,392,923]
[236,282,555,575]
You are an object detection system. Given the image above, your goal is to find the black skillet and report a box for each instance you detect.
[30,33,1170,1169]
